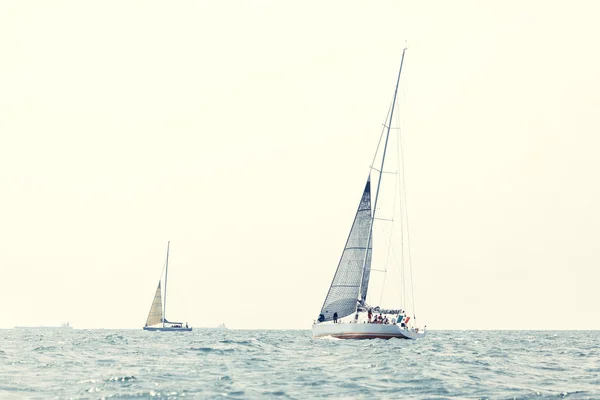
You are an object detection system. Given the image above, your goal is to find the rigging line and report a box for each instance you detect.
[379,133,402,307]
[369,166,398,175]
[380,231,404,302]
[394,81,407,313]
[395,61,416,320]
[364,222,387,306]
[371,184,406,309]
[398,49,411,319]
[371,216,405,309]
[157,249,167,294]
[162,242,170,327]
[370,102,394,170]
[378,268,388,306]
[356,47,407,316]
[399,113,417,321]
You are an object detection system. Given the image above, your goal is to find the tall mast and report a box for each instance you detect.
[356,47,407,315]
[163,241,170,327]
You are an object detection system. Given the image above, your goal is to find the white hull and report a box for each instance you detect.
[312,323,425,340]
[143,326,192,332]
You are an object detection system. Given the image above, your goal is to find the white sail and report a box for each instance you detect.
[319,178,372,322]
[145,281,163,327]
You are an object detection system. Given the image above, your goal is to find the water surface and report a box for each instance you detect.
[1,329,598,399]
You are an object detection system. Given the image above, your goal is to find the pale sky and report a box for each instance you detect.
[1,1,599,330]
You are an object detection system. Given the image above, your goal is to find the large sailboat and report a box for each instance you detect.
[143,242,192,332]
[312,48,426,340]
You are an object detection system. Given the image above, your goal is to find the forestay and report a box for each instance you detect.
[319,178,372,322]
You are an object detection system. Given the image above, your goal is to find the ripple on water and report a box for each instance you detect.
[1,330,600,398]
[32,346,58,352]
[106,375,137,383]
[189,346,235,354]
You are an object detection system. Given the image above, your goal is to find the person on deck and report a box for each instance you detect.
[368,309,373,323]
[333,312,338,324]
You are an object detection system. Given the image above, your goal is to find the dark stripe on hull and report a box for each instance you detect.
[315,332,412,340]
[143,327,192,332]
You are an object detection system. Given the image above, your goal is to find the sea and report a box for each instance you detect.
[0,329,599,399]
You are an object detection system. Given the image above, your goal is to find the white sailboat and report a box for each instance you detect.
[313,48,426,340]
[143,242,192,332]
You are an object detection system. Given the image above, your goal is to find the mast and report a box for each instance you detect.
[356,47,407,316]
[163,241,170,327]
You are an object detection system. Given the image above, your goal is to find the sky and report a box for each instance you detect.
[1,1,599,330]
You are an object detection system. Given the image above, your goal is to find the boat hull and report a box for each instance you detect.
[143,326,192,332]
[312,323,425,340]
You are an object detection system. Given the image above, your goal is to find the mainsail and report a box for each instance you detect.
[145,281,163,327]
[319,178,372,321]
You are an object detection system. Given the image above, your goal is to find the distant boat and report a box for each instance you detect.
[312,47,425,340]
[15,322,72,329]
[143,242,192,332]
[217,323,227,330]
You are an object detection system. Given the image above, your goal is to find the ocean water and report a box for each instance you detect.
[0,329,599,399]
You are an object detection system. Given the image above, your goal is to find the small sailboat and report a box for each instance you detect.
[313,47,426,340]
[143,242,192,332]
